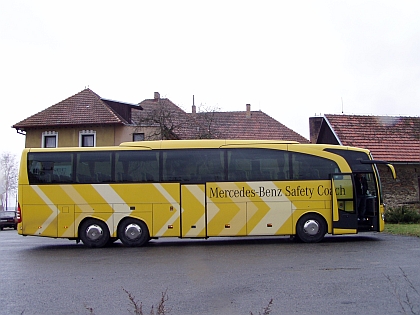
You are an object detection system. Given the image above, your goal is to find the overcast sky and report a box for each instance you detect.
[1,0,419,158]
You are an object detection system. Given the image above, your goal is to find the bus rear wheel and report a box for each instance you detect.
[118,218,149,247]
[296,213,326,243]
[79,219,110,248]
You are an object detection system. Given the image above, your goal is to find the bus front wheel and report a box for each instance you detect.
[118,218,149,247]
[296,213,326,243]
[79,219,110,248]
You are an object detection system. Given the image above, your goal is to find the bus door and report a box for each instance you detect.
[331,173,358,234]
[180,184,206,238]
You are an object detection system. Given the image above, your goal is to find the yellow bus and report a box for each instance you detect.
[17,140,396,247]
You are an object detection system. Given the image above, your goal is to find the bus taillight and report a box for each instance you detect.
[17,203,22,223]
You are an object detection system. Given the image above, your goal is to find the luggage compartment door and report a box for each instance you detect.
[181,184,206,238]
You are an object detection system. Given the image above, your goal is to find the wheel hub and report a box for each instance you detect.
[303,220,319,236]
[125,223,142,240]
[86,224,103,241]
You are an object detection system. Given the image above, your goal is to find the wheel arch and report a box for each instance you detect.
[117,216,151,247]
[294,211,329,243]
[294,211,330,234]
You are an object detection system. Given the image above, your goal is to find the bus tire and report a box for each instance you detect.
[79,219,110,248]
[118,218,149,247]
[296,213,326,243]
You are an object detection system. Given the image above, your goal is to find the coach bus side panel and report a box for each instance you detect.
[206,182,300,237]
[113,203,153,238]
[111,183,181,238]
[57,204,75,238]
[206,183,247,237]
[181,184,206,238]
[21,185,61,237]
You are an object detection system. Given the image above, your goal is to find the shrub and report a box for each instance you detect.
[385,205,420,224]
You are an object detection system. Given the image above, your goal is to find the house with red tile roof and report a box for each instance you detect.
[12,89,309,149]
[309,114,420,209]
[135,92,309,142]
[13,88,144,148]
[190,104,309,142]
[133,92,197,140]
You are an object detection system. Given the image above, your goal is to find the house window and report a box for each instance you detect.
[133,133,145,141]
[79,130,96,147]
[418,176,420,201]
[42,131,58,148]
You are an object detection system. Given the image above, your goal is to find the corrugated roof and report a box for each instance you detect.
[325,114,420,162]
[13,89,128,130]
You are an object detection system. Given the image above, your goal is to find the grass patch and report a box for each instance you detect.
[384,223,420,237]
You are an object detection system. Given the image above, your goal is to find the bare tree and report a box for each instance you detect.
[0,152,18,210]
[133,98,224,141]
[134,98,190,140]
[195,104,222,139]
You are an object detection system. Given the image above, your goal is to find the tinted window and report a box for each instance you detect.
[163,149,224,182]
[291,152,339,180]
[115,151,159,182]
[76,152,112,183]
[325,149,373,172]
[28,152,73,184]
[27,148,341,185]
[227,149,289,181]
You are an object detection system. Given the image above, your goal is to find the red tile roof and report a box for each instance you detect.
[194,110,309,143]
[325,114,420,162]
[12,89,309,143]
[136,97,193,139]
[13,89,134,130]
[136,96,309,142]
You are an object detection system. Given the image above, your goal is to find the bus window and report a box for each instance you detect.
[196,150,224,182]
[115,151,159,182]
[324,149,373,173]
[227,149,289,181]
[28,152,73,184]
[291,153,339,180]
[76,152,112,183]
[162,149,224,183]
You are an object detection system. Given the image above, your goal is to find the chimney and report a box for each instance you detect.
[246,104,251,118]
[192,95,196,117]
[154,92,160,101]
[309,116,324,144]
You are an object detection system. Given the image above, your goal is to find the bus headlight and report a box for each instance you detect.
[381,213,385,221]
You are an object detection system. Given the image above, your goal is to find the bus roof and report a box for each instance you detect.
[119,140,371,153]
[22,139,370,154]
[119,139,299,149]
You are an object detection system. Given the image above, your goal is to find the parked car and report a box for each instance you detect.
[0,211,18,230]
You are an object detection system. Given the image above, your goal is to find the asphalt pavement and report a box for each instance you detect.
[1,229,419,315]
